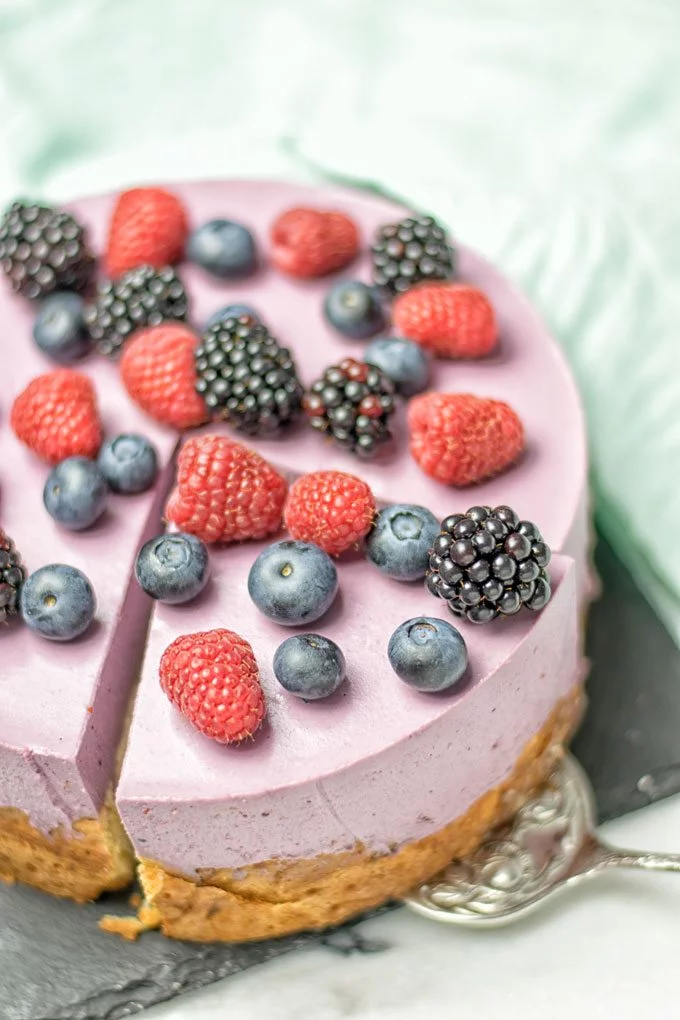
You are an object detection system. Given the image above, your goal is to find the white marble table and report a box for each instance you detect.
[150,795,680,1019]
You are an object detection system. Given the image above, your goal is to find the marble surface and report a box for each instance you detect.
[146,794,680,1020]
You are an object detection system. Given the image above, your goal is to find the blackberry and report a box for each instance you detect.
[84,264,188,358]
[0,201,94,300]
[304,357,396,459]
[0,528,26,623]
[371,214,455,296]
[194,316,303,436]
[426,505,552,624]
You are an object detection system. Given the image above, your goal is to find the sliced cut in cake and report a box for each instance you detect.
[0,284,179,900]
[0,180,592,937]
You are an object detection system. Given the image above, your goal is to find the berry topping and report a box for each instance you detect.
[43,457,108,531]
[84,264,188,359]
[33,292,91,364]
[274,634,347,700]
[323,280,385,340]
[160,629,265,744]
[166,434,287,544]
[408,392,524,486]
[366,503,440,582]
[0,529,26,623]
[11,368,102,464]
[270,207,360,278]
[20,564,96,641]
[106,187,188,278]
[187,219,257,279]
[205,303,260,331]
[248,540,338,626]
[371,214,455,296]
[0,201,94,300]
[121,323,209,430]
[304,357,396,459]
[426,506,552,624]
[388,617,468,692]
[195,317,303,435]
[393,283,497,358]
[135,532,210,604]
[284,470,375,557]
[364,336,431,397]
[97,434,158,494]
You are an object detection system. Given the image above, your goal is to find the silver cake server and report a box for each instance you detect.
[404,752,680,927]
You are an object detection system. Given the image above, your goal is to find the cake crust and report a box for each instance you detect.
[0,794,134,902]
[103,685,583,942]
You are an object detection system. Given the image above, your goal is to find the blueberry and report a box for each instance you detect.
[323,281,384,340]
[366,504,439,581]
[97,434,158,494]
[273,634,346,700]
[205,303,260,331]
[32,292,91,363]
[20,564,96,641]
[187,219,257,278]
[247,541,338,626]
[388,617,468,693]
[364,337,430,396]
[43,457,108,531]
[135,532,209,604]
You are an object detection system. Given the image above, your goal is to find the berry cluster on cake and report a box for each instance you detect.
[0,180,590,941]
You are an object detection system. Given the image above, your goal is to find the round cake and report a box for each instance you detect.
[0,180,590,941]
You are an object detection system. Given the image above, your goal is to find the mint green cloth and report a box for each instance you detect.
[2,0,679,638]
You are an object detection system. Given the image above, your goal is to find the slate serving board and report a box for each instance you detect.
[2,530,679,1020]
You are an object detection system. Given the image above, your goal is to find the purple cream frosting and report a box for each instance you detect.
[0,181,589,860]
[114,180,589,873]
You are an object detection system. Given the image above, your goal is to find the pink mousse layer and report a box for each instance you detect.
[156,180,590,594]
[113,180,589,874]
[0,197,179,830]
[118,548,579,873]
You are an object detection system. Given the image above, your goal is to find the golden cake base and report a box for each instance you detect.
[102,685,584,942]
[0,794,134,902]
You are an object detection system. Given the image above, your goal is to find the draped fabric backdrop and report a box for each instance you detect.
[1,0,678,638]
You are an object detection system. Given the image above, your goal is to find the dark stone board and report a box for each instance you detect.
[2,531,679,1020]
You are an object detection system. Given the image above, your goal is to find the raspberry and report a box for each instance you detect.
[408,393,524,487]
[393,284,497,358]
[160,629,265,744]
[121,323,208,430]
[270,207,359,278]
[11,369,102,464]
[284,470,376,556]
[106,187,188,278]
[165,434,288,544]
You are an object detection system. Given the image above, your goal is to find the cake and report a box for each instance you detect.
[0,180,590,940]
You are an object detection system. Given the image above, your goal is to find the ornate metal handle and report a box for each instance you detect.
[404,753,680,927]
[582,841,680,875]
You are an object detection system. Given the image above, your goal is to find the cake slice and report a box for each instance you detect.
[117,539,582,941]
[106,179,592,941]
[0,293,178,899]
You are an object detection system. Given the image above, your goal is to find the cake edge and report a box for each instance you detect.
[101,682,584,942]
[0,790,134,902]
